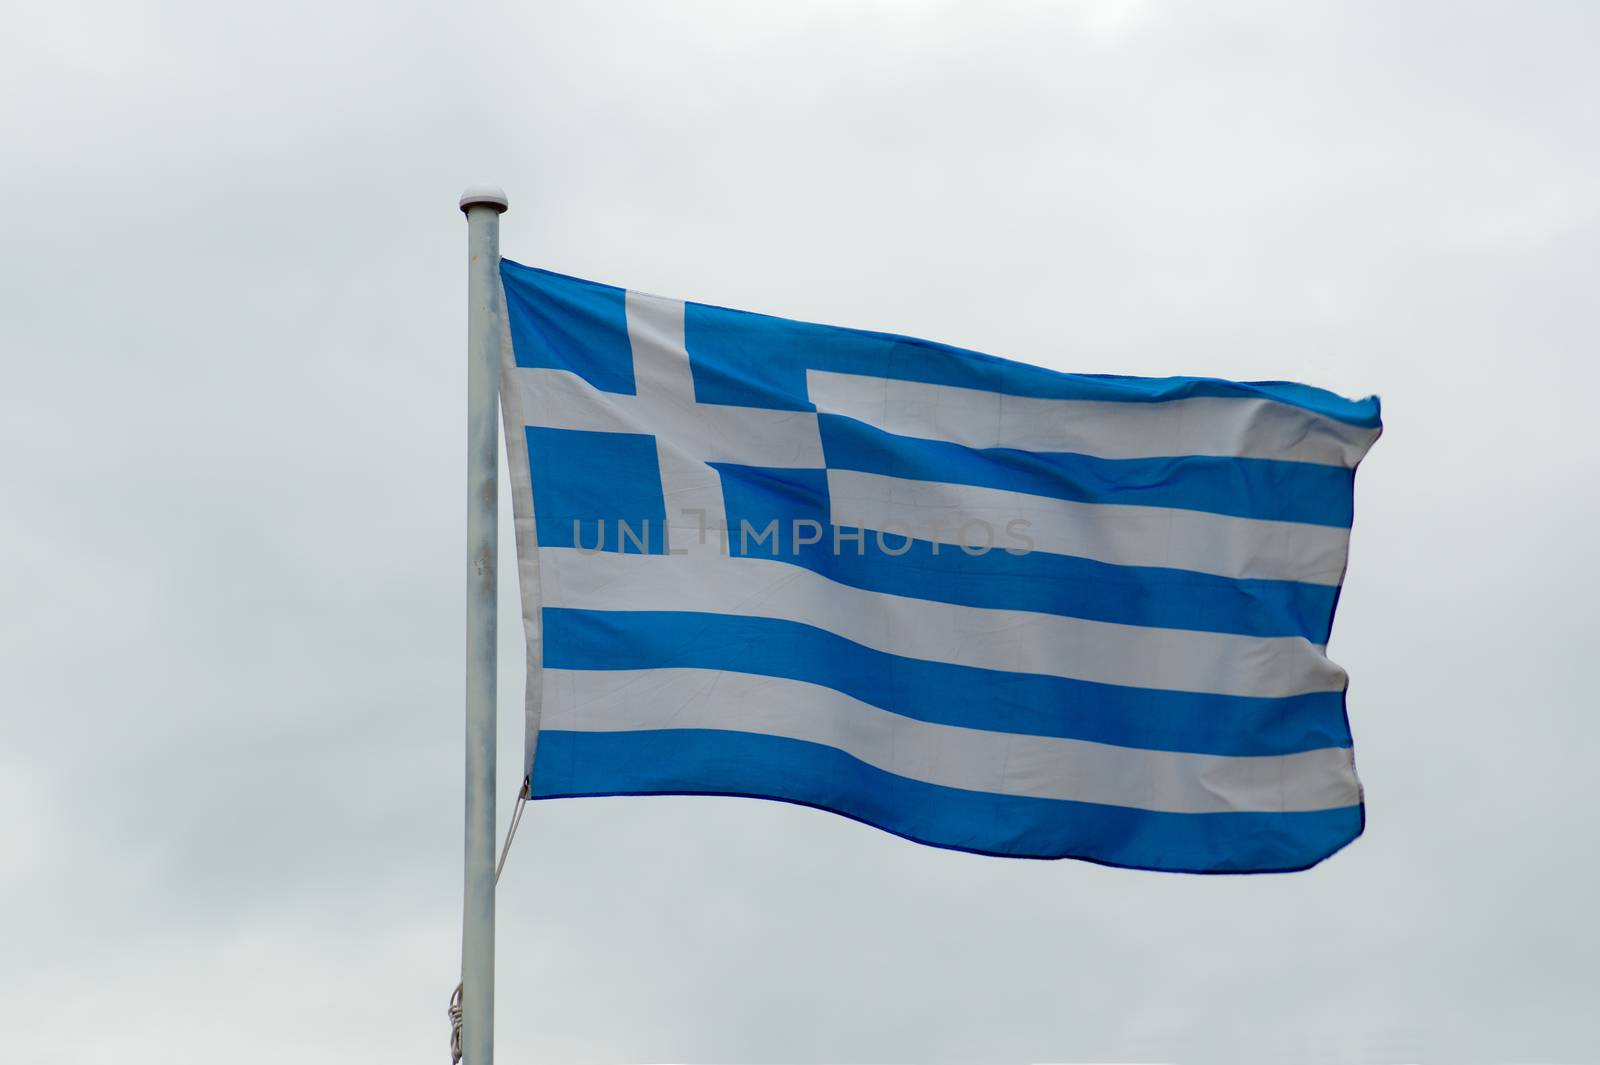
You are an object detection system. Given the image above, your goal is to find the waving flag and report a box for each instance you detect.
[496,260,1380,873]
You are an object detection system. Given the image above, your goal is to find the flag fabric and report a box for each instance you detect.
[496,259,1381,873]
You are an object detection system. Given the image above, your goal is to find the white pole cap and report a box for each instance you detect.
[459,185,509,214]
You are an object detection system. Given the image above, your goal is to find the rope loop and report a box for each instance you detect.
[447,982,464,1065]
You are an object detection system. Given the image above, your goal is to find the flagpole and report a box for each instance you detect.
[459,184,508,1065]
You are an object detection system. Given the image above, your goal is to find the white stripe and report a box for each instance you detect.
[806,370,1380,468]
[827,469,1351,586]
[507,368,825,473]
[543,667,1360,814]
[507,358,823,470]
[540,548,1344,699]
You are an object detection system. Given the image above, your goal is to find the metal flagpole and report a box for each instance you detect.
[459,184,508,1065]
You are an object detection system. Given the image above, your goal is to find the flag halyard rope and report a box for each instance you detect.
[450,778,530,1064]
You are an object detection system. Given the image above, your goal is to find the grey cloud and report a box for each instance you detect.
[2,1,1597,1061]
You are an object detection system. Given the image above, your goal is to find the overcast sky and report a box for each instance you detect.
[4,2,1598,1062]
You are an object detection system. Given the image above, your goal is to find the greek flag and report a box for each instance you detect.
[497,261,1381,873]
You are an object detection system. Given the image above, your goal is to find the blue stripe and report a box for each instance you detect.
[530,729,1364,872]
[496,263,1381,426]
[674,286,1380,427]
[543,608,1352,756]
[714,464,1340,643]
[501,261,636,394]
[819,414,1355,528]
[525,427,668,554]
